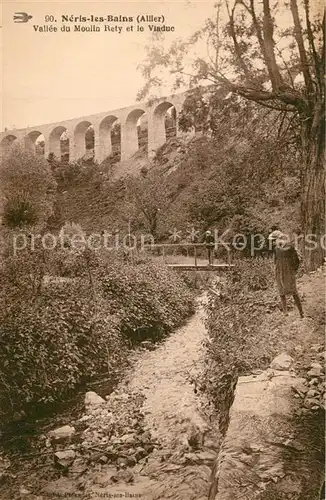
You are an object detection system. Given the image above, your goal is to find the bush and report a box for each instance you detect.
[96,254,195,342]
[0,276,126,419]
[0,246,195,420]
[0,145,56,229]
[200,258,278,435]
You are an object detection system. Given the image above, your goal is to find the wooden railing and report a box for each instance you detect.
[142,242,232,268]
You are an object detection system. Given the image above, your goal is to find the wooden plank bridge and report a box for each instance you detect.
[142,243,233,271]
[166,263,233,270]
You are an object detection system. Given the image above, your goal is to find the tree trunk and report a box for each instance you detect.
[301,104,325,271]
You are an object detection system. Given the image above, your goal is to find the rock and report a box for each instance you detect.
[144,443,154,453]
[251,369,264,375]
[141,430,151,442]
[84,391,105,408]
[204,438,219,450]
[307,363,323,378]
[111,469,134,483]
[116,458,127,468]
[183,450,217,465]
[78,415,92,423]
[106,448,118,461]
[310,344,324,353]
[54,450,76,468]
[70,458,88,475]
[93,468,117,486]
[48,425,75,442]
[19,486,31,495]
[303,397,321,410]
[120,433,136,444]
[183,452,198,464]
[270,353,293,371]
[306,389,319,398]
[140,340,154,350]
[134,447,147,461]
[126,455,137,467]
[291,382,308,397]
[310,362,324,370]
[194,450,217,463]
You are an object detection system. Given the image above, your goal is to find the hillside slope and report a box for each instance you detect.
[52,104,301,238]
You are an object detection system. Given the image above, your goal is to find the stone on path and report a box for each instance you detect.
[84,391,105,408]
[270,352,293,371]
[48,425,75,442]
[54,450,76,469]
[307,362,323,378]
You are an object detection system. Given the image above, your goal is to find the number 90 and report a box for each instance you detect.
[45,15,55,22]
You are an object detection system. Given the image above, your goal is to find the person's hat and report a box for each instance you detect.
[268,230,284,240]
[205,230,212,235]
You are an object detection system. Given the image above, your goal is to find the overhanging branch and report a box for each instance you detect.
[290,0,314,97]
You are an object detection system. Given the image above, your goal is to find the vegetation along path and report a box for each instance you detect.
[2,269,324,500]
[2,294,218,500]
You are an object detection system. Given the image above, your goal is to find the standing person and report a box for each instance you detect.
[203,230,215,265]
[268,230,304,318]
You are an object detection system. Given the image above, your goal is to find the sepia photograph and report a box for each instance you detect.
[0,0,325,498]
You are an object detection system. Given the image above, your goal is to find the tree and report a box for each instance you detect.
[0,144,56,229]
[124,170,173,238]
[138,0,325,270]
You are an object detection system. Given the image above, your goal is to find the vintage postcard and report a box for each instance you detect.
[0,1,324,499]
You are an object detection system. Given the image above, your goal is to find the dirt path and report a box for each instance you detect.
[81,293,219,500]
[127,295,209,449]
[2,270,323,500]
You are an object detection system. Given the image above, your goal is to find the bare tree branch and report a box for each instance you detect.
[275,46,295,89]
[246,0,272,79]
[290,0,314,97]
[262,0,284,90]
[319,8,326,92]
[225,0,252,83]
[303,0,321,94]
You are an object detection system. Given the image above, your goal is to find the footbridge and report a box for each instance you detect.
[142,243,233,270]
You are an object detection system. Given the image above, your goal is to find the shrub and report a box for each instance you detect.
[0,276,126,419]
[0,145,56,229]
[96,253,195,342]
[0,246,195,420]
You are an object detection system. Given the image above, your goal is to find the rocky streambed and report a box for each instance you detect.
[0,271,324,500]
[0,295,218,500]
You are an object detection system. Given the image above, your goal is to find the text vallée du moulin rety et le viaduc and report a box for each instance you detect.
[33,14,176,33]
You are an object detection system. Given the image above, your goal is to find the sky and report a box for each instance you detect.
[0,1,216,130]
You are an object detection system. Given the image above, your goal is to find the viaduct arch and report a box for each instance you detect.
[0,93,187,163]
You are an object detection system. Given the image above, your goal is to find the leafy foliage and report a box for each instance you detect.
[137,0,325,270]
[156,100,301,237]
[124,170,173,237]
[0,244,195,419]
[0,272,125,418]
[96,253,196,342]
[0,145,56,229]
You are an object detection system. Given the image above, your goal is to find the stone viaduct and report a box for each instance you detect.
[0,93,188,163]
